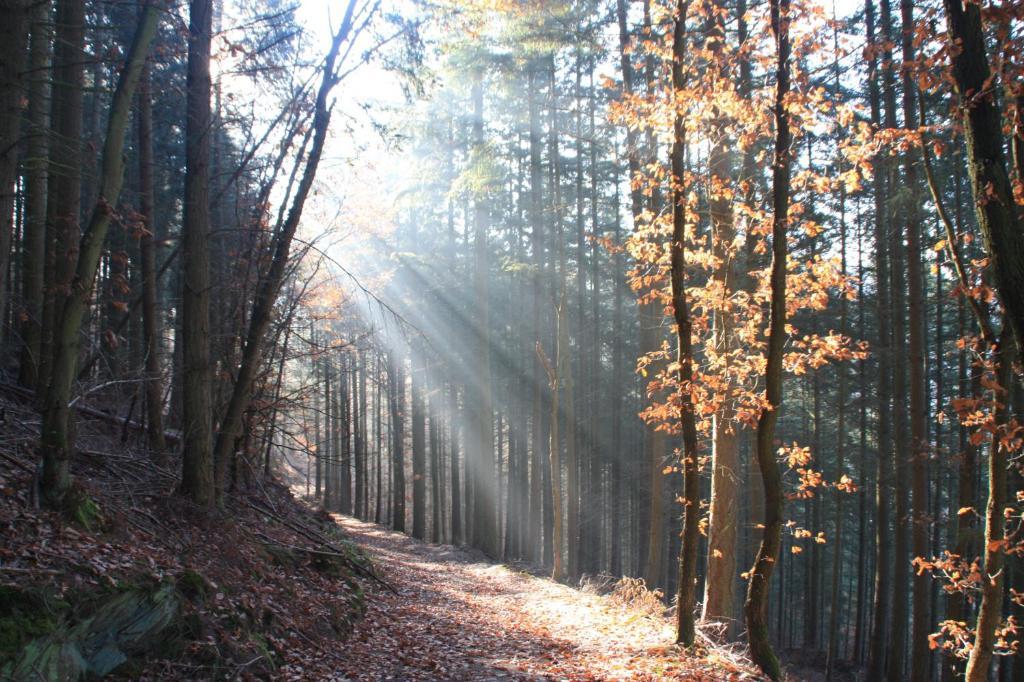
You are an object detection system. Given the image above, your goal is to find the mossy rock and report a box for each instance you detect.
[0,586,66,662]
[176,569,209,602]
[1,583,181,680]
[64,486,103,532]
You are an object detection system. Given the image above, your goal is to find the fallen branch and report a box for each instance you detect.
[246,499,396,593]
[0,382,180,444]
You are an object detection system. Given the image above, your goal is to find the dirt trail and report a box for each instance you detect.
[332,516,747,681]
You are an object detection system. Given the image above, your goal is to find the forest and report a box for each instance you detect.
[0,0,1023,678]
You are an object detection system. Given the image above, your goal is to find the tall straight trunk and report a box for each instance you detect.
[0,0,29,344]
[430,374,441,542]
[212,15,350,500]
[544,300,567,581]
[450,382,462,543]
[866,0,894,673]
[744,0,790,674]
[352,354,361,514]
[639,4,667,586]
[345,356,355,512]
[314,339,322,500]
[586,67,603,576]
[375,353,383,524]
[701,0,740,625]
[389,351,405,532]
[562,382,577,572]
[669,0,699,645]
[39,1,160,507]
[854,216,871,665]
[884,0,909,658]
[899,0,930,675]
[528,65,545,565]
[18,0,50,390]
[641,303,667,589]
[179,0,216,506]
[610,153,625,577]
[136,53,165,453]
[324,363,334,509]
[613,0,642,580]
[826,184,848,680]
[412,344,426,539]
[39,0,85,399]
[469,71,497,558]
[357,351,367,518]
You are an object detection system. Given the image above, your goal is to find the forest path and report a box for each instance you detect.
[331,516,746,681]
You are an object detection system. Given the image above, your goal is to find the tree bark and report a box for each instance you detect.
[743,0,790,674]
[0,0,29,346]
[136,51,165,453]
[17,0,50,390]
[669,0,700,646]
[941,0,1024,349]
[39,0,160,507]
[178,0,216,506]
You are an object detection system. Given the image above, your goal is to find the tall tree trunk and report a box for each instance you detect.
[0,0,29,345]
[701,0,740,626]
[450,382,461,543]
[866,0,894,673]
[669,0,699,645]
[178,0,216,506]
[744,0,790,673]
[39,0,85,400]
[136,52,165,453]
[389,351,405,532]
[412,343,426,539]
[18,0,50,390]
[469,71,497,558]
[39,1,159,508]
[527,65,546,566]
[898,0,930,675]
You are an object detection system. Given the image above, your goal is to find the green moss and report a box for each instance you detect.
[0,586,62,662]
[176,570,208,602]
[65,487,102,531]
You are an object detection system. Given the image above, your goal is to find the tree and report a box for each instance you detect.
[212,8,354,500]
[179,0,216,506]
[39,0,160,508]
[136,44,166,453]
[668,0,700,646]
[744,0,791,674]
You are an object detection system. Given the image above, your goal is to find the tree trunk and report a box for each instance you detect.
[136,51,165,453]
[669,0,700,646]
[469,71,497,559]
[17,0,50,390]
[941,0,1024,348]
[964,331,1013,681]
[389,351,405,532]
[899,0,930,675]
[39,1,160,508]
[743,0,790,674]
[0,0,29,346]
[178,0,216,506]
[412,344,426,540]
[38,0,85,400]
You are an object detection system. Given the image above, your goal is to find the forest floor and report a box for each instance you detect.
[329,515,756,681]
[0,382,756,681]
